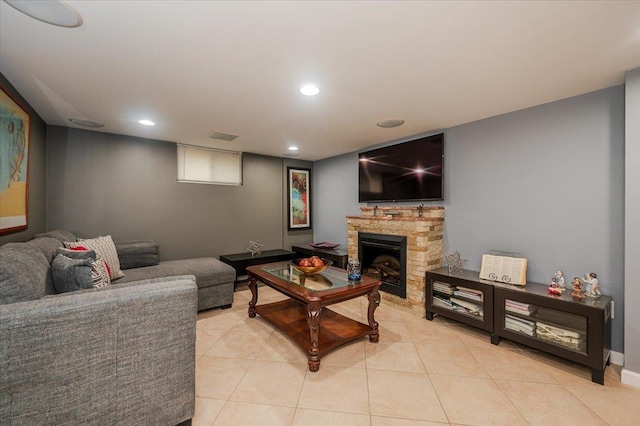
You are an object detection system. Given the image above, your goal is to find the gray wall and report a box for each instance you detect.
[624,68,640,378]
[46,126,310,260]
[314,86,625,352]
[0,73,47,245]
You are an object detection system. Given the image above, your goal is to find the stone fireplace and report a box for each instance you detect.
[347,206,444,316]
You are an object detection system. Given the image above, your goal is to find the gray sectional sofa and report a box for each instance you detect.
[0,230,236,425]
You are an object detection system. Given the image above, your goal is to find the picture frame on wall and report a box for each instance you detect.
[287,167,311,230]
[0,83,30,235]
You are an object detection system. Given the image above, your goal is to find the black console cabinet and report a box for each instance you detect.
[425,267,612,384]
[493,281,612,385]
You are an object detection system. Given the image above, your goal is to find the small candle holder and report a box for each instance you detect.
[347,259,361,282]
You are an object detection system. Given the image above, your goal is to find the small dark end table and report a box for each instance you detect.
[220,249,296,289]
[291,244,349,269]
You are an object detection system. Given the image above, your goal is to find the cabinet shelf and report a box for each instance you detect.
[426,268,494,333]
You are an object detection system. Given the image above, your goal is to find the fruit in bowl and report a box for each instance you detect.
[291,256,333,275]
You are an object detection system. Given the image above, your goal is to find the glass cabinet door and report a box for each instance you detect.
[504,298,587,353]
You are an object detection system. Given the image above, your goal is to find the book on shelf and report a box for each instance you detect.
[453,286,483,301]
[433,295,483,317]
[433,281,455,295]
[450,297,483,317]
[505,299,535,316]
[479,254,527,285]
[505,314,536,336]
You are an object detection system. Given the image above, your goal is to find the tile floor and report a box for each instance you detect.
[194,285,640,426]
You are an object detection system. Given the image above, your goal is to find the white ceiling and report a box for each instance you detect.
[1,1,639,161]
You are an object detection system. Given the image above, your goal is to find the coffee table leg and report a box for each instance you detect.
[306,301,322,372]
[367,288,381,343]
[248,276,258,318]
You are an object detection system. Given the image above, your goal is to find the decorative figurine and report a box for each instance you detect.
[548,286,562,296]
[583,272,601,298]
[247,240,264,256]
[570,276,587,299]
[548,277,562,296]
[553,270,566,292]
[445,250,466,274]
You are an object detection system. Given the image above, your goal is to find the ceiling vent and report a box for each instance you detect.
[208,131,239,141]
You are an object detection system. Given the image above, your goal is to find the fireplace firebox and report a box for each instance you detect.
[358,232,407,298]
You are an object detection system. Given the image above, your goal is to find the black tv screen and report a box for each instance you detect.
[359,133,444,202]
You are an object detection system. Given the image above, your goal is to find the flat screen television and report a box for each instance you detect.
[358,133,444,202]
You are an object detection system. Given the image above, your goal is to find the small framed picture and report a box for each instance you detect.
[287,167,311,230]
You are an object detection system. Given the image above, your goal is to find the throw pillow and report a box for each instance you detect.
[56,246,97,260]
[57,246,111,288]
[66,235,125,280]
[91,258,112,288]
[51,254,95,293]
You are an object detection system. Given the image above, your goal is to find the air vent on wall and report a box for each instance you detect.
[208,131,239,141]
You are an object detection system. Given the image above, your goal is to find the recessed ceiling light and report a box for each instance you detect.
[68,118,104,128]
[288,146,299,151]
[138,119,155,126]
[377,119,405,128]
[4,0,83,28]
[300,84,320,96]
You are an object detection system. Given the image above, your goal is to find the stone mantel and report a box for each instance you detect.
[347,206,444,316]
[348,206,444,221]
[346,215,444,222]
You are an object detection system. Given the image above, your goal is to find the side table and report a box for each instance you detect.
[220,249,296,289]
[291,244,349,269]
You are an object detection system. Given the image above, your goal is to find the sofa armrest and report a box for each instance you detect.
[0,278,197,425]
[115,239,160,270]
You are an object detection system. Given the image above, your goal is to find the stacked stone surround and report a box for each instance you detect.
[347,206,444,316]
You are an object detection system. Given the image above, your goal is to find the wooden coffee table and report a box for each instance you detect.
[246,262,381,372]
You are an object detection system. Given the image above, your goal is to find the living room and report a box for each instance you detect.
[2,1,640,425]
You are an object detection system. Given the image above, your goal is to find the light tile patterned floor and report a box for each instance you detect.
[193,286,639,426]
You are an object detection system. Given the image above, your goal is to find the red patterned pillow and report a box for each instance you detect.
[66,235,124,280]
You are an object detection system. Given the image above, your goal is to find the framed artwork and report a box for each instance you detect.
[0,84,30,234]
[287,167,311,230]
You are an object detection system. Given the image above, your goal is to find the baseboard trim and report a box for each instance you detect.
[621,368,640,389]
[610,350,624,366]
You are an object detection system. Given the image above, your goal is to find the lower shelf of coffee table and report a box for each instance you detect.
[254,299,374,357]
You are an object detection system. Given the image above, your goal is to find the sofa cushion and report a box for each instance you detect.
[28,237,63,264]
[115,240,160,270]
[0,243,54,304]
[34,230,77,244]
[110,264,168,284]
[160,258,235,289]
[66,235,125,280]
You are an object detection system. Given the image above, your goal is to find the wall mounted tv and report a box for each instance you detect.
[358,133,444,202]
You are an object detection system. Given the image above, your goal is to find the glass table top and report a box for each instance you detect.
[260,262,354,292]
